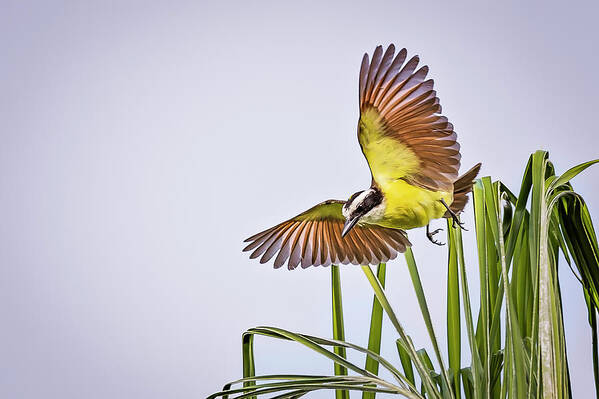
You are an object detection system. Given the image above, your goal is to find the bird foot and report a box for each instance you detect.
[440,198,468,231]
[426,228,445,246]
[451,217,468,231]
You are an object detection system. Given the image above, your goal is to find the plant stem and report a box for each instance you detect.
[363,263,386,399]
[331,265,349,399]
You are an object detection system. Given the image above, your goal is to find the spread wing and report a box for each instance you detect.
[243,200,411,269]
[358,44,461,192]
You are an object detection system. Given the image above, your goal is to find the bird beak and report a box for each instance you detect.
[342,216,360,237]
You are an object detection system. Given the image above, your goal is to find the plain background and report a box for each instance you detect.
[2,1,598,397]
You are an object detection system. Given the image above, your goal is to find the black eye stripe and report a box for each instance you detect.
[347,191,363,205]
[348,188,383,216]
[364,190,382,208]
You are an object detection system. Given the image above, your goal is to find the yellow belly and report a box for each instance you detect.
[371,180,453,230]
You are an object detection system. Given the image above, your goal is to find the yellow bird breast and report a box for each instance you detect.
[366,180,453,230]
[358,108,453,230]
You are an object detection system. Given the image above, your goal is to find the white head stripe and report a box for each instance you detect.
[343,189,375,218]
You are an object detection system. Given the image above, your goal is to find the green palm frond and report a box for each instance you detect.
[210,152,599,399]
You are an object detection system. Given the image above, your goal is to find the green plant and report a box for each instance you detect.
[208,151,599,399]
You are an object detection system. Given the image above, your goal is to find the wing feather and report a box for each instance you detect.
[360,229,385,263]
[364,46,384,101]
[249,222,289,259]
[350,229,373,264]
[313,220,324,266]
[369,46,397,102]
[322,220,337,264]
[288,220,309,269]
[300,221,315,269]
[358,45,461,192]
[375,58,422,110]
[372,48,408,107]
[318,220,329,266]
[273,221,303,268]
[260,222,295,264]
[243,224,280,251]
[243,200,411,269]
[368,228,393,259]
[327,220,347,264]
[342,224,365,264]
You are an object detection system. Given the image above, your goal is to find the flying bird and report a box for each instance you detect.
[243,44,481,269]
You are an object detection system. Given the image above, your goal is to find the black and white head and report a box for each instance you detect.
[341,188,384,237]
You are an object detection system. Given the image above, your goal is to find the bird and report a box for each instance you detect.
[243,44,481,269]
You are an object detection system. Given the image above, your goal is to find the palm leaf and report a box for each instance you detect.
[363,263,387,399]
[212,151,599,399]
[331,265,349,399]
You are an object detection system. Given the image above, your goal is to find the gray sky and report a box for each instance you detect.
[2,1,598,398]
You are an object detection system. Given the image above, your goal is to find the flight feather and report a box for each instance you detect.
[358,44,461,192]
[243,200,411,269]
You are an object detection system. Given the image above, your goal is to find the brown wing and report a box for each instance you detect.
[358,44,461,192]
[243,200,411,269]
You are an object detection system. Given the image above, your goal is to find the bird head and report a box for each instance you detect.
[341,188,384,237]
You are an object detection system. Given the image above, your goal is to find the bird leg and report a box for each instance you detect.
[440,199,467,230]
[426,224,444,246]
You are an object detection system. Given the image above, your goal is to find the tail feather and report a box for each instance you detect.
[444,163,482,218]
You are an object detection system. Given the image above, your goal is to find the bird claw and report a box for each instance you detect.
[440,198,468,231]
[452,218,468,231]
[426,228,445,246]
